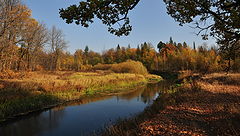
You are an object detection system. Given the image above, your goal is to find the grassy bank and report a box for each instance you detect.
[101,73,240,136]
[0,71,161,122]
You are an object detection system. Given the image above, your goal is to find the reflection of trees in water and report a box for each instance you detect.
[118,81,173,104]
[58,95,114,107]
[140,81,173,104]
[47,109,65,132]
[141,84,158,104]
[118,86,146,101]
[0,109,65,136]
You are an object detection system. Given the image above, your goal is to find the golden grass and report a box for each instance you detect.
[1,71,162,94]
[0,71,149,100]
[0,71,162,120]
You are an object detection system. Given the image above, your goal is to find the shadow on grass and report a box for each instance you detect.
[200,73,240,86]
[0,80,61,122]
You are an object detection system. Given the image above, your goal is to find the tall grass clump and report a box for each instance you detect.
[111,60,148,75]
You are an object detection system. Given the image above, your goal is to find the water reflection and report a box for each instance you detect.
[0,81,172,136]
[0,109,65,136]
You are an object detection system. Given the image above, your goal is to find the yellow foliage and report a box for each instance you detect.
[111,60,148,75]
[93,63,112,70]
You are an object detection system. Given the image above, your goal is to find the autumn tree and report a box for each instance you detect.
[140,42,156,70]
[183,42,188,48]
[59,51,74,70]
[102,48,115,64]
[0,0,48,71]
[48,26,67,71]
[177,43,183,50]
[0,0,30,71]
[136,45,141,61]
[159,43,177,71]
[18,21,48,70]
[87,51,102,65]
[125,44,135,60]
[74,49,84,71]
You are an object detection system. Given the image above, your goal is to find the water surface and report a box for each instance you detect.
[0,82,171,136]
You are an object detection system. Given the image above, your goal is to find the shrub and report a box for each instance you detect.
[93,60,148,75]
[79,64,92,71]
[93,63,112,70]
[111,60,148,75]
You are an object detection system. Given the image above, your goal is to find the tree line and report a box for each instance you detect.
[1,0,239,73]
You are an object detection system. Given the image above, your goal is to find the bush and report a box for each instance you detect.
[111,60,148,75]
[79,64,92,71]
[93,63,112,70]
[93,60,148,75]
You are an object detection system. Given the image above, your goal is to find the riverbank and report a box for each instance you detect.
[0,71,162,122]
[102,73,240,135]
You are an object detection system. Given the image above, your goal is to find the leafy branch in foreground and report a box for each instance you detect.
[59,0,140,36]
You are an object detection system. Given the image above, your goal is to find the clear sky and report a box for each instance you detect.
[22,0,216,53]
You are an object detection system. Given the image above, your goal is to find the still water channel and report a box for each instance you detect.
[0,81,172,136]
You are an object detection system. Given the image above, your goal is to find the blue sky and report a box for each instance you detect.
[22,0,215,53]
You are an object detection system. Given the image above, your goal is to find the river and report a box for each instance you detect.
[0,81,172,136]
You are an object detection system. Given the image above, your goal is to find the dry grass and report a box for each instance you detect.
[198,73,240,94]
[0,71,148,101]
[0,71,162,121]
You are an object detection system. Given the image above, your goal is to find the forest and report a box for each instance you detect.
[0,0,240,136]
[0,4,239,75]
[0,0,240,73]
[1,0,240,75]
